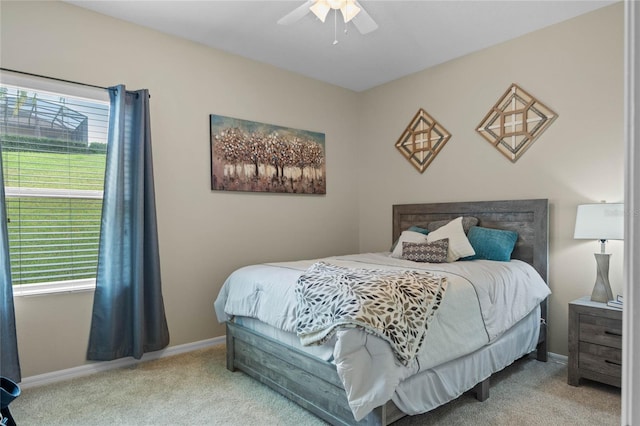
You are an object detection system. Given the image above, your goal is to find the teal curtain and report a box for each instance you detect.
[0,144,21,381]
[87,85,169,361]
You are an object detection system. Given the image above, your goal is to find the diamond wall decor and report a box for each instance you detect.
[395,108,451,173]
[476,83,557,163]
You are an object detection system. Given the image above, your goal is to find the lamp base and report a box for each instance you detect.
[590,253,614,302]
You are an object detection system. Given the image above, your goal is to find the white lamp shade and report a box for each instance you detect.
[310,0,331,22]
[574,203,624,240]
[340,1,361,23]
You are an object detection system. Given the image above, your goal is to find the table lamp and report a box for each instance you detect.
[573,202,624,302]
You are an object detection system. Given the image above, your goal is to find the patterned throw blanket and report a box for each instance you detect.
[295,262,448,365]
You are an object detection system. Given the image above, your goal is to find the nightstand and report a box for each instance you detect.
[568,296,622,388]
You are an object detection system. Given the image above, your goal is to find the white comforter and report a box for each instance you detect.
[214,253,550,420]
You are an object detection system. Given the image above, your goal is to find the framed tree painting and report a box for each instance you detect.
[210,115,326,194]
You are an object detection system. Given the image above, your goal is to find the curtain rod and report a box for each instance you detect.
[0,67,108,91]
[0,67,150,98]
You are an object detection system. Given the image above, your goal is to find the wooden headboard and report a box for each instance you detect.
[392,199,549,283]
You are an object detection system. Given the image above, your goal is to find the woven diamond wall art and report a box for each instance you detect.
[476,83,557,163]
[395,108,451,173]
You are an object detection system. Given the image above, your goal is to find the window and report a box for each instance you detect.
[0,71,110,295]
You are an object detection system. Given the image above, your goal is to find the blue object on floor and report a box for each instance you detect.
[1,376,20,426]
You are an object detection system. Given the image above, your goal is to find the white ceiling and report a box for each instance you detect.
[65,0,616,92]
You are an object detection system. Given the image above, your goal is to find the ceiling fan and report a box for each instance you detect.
[277,0,378,35]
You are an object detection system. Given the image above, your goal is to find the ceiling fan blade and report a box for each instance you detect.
[351,1,378,34]
[277,0,315,26]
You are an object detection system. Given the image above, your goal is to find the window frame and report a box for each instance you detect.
[0,70,109,297]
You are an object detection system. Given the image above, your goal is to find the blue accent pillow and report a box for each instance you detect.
[408,225,429,235]
[464,226,518,262]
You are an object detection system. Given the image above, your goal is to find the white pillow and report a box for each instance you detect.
[426,216,475,262]
[390,230,429,258]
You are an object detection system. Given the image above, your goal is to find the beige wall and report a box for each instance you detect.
[1,1,361,377]
[357,3,625,357]
[1,1,624,377]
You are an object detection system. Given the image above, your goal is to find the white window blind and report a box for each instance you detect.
[0,73,110,293]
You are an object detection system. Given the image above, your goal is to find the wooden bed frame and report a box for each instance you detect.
[225,199,549,426]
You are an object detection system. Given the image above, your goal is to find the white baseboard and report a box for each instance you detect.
[548,351,568,364]
[20,336,226,390]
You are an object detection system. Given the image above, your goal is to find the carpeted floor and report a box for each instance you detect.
[10,344,620,425]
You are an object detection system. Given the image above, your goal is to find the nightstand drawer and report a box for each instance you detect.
[579,315,622,349]
[579,342,622,378]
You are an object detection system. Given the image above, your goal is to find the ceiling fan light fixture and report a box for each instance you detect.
[310,0,331,22]
[278,0,376,39]
[310,0,361,24]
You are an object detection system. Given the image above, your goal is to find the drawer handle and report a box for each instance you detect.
[605,360,622,366]
[604,330,622,337]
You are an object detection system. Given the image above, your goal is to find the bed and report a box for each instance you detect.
[214,199,550,425]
